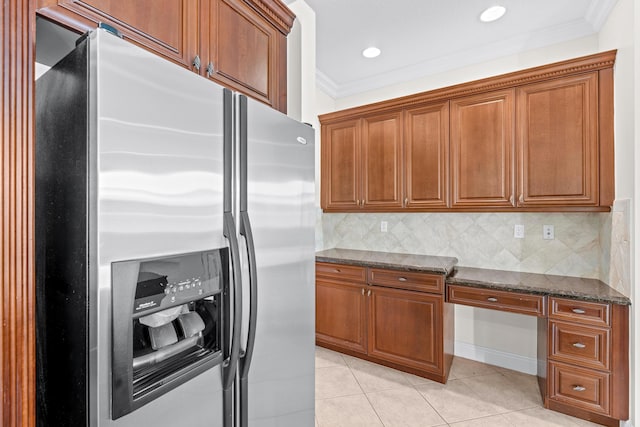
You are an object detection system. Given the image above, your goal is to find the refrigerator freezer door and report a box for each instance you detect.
[91,30,227,426]
[241,97,315,426]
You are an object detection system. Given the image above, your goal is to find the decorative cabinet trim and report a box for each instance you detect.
[244,0,296,35]
[319,50,617,122]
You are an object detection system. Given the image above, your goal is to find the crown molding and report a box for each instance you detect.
[585,0,619,31]
[315,69,339,98]
[318,49,616,123]
[244,0,296,35]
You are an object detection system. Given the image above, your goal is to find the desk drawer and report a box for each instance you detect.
[368,269,444,294]
[549,321,610,370]
[549,297,610,327]
[316,262,367,283]
[549,361,610,415]
[447,285,545,316]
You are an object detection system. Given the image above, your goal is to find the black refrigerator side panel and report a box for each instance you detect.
[35,38,90,427]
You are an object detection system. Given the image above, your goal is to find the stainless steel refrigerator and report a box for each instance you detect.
[36,27,315,427]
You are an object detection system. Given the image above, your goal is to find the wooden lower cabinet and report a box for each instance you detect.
[315,262,453,382]
[368,287,443,376]
[316,278,367,354]
[543,297,629,426]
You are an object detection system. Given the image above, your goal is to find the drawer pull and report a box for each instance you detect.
[367,289,371,297]
[487,297,498,302]
[398,277,407,282]
[361,288,365,295]
[572,385,586,392]
[334,268,341,273]
[572,308,586,314]
[572,342,586,349]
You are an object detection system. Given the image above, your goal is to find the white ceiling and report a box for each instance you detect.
[296,0,618,98]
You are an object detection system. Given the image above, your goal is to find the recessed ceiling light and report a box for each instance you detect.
[480,5,506,22]
[362,47,381,58]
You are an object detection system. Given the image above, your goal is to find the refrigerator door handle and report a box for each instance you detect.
[222,212,243,386]
[238,211,257,427]
[222,88,240,427]
[222,212,243,387]
[237,94,257,427]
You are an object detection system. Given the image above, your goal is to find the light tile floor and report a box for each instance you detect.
[315,347,601,427]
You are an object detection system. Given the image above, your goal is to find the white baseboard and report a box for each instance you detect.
[454,341,538,375]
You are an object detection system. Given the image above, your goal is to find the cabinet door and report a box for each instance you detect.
[404,102,449,208]
[517,73,598,207]
[368,287,443,374]
[205,0,281,109]
[316,279,367,354]
[362,111,403,209]
[37,0,199,70]
[451,89,515,208]
[321,120,361,210]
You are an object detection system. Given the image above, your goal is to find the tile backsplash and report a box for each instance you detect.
[319,212,610,280]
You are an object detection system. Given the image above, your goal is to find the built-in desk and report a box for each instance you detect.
[315,248,630,427]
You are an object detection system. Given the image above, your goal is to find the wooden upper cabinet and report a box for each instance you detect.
[318,51,616,213]
[517,73,599,207]
[37,0,293,112]
[450,89,515,208]
[321,120,361,210]
[404,102,449,208]
[204,0,280,108]
[362,111,403,209]
[37,0,200,70]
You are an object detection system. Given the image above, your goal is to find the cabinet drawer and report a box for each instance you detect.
[368,269,444,294]
[549,361,610,415]
[549,321,610,370]
[447,285,545,316]
[549,297,610,327]
[316,262,367,283]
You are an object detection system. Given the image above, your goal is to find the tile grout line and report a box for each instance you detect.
[343,357,386,426]
[409,379,450,427]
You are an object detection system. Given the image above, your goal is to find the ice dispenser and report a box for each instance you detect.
[111,249,228,419]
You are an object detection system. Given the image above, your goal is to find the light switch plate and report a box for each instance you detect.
[380,221,388,232]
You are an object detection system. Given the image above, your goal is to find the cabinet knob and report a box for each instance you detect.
[572,342,586,349]
[519,194,524,204]
[487,297,498,302]
[367,289,371,297]
[398,277,407,282]
[334,268,341,273]
[206,61,214,78]
[572,308,586,314]
[361,288,365,295]
[193,55,201,71]
[509,195,514,205]
[572,385,586,392]
[404,197,408,206]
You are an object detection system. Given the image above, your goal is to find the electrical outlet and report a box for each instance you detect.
[380,221,388,232]
[514,224,525,239]
[543,224,554,240]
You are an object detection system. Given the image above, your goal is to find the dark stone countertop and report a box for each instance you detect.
[315,248,458,275]
[316,248,630,306]
[448,266,631,306]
